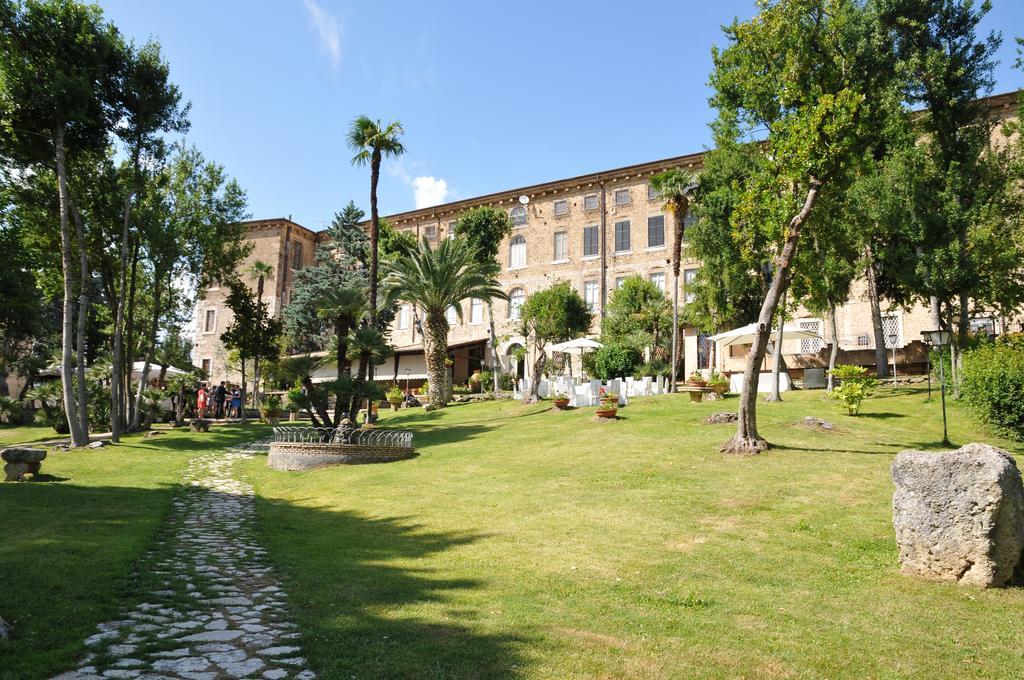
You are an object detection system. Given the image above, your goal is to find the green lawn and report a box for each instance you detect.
[241,388,1024,679]
[0,423,63,447]
[0,423,271,679]
[4,390,1023,679]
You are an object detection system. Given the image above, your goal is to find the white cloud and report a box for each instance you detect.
[411,176,448,209]
[303,0,341,69]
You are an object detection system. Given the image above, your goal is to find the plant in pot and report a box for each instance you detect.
[687,370,707,388]
[596,389,619,418]
[386,385,404,411]
[707,370,728,394]
[552,391,570,410]
[260,394,283,425]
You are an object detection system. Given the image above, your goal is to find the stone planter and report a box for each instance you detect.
[689,391,704,403]
[262,411,281,425]
[553,398,570,410]
[3,447,46,481]
[710,383,728,394]
[289,411,299,422]
[388,399,403,412]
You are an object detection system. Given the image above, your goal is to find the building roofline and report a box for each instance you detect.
[242,217,317,238]
[375,89,1018,227]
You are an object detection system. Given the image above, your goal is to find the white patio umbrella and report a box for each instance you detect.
[709,322,821,347]
[549,338,603,378]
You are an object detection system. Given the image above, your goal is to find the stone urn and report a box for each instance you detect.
[689,391,704,403]
[3,447,47,481]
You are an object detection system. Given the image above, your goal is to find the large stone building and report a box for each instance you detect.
[192,91,1020,388]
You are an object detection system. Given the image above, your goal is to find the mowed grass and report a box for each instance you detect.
[0,423,271,679]
[242,387,1024,679]
[0,423,64,447]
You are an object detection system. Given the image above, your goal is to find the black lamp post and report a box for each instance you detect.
[920,331,932,402]
[922,329,953,447]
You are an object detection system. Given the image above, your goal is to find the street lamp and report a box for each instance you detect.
[922,329,953,447]
[920,331,932,402]
[404,368,411,395]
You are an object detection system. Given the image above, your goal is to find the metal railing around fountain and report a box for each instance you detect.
[271,425,413,449]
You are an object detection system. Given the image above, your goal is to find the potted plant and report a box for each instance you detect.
[596,389,619,418]
[552,391,570,410]
[707,370,729,394]
[386,385,404,411]
[260,394,283,425]
[468,369,482,392]
[687,370,707,388]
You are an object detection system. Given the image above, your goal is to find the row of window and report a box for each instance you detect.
[394,271,700,330]
[508,185,659,226]
[508,216,668,268]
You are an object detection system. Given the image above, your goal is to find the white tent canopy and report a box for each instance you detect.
[132,361,188,379]
[710,323,821,347]
[549,338,603,352]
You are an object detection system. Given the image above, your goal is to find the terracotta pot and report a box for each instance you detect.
[687,380,707,388]
[553,398,570,410]
[596,407,618,418]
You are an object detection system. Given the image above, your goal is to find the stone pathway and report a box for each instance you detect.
[55,440,315,680]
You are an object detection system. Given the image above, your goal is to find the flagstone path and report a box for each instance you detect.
[54,440,316,680]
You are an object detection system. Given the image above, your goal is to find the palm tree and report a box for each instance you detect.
[650,168,698,391]
[346,116,405,329]
[247,259,275,407]
[248,260,274,303]
[384,238,506,409]
[316,287,367,426]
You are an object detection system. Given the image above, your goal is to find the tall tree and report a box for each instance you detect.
[109,39,189,442]
[650,168,698,389]
[346,117,405,329]
[384,238,506,409]
[220,279,282,424]
[454,206,514,391]
[518,282,592,404]
[711,0,897,454]
[0,0,125,445]
[879,0,1002,351]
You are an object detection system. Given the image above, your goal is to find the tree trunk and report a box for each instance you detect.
[864,244,889,378]
[131,274,163,430]
[827,303,839,392]
[110,150,140,443]
[422,312,449,408]
[766,292,786,402]
[524,343,547,405]
[124,239,140,426]
[488,303,500,393]
[70,201,90,436]
[54,127,86,446]
[239,358,248,424]
[669,196,688,392]
[301,375,330,427]
[722,180,821,454]
[366,150,382,420]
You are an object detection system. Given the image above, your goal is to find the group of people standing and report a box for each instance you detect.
[195,381,243,419]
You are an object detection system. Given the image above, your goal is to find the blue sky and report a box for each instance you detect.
[97,0,1024,231]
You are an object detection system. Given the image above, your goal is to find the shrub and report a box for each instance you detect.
[0,396,23,424]
[386,385,404,402]
[498,372,517,391]
[828,364,877,415]
[961,340,1024,440]
[590,344,641,380]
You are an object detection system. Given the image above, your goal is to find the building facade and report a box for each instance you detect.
[192,91,1020,388]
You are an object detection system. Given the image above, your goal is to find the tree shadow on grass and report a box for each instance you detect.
[254,497,531,678]
[857,412,906,419]
[2,476,531,679]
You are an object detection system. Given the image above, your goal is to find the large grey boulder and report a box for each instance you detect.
[892,443,1024,587]
[2,447,46,481]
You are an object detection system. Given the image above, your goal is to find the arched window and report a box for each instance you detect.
[509,235,527,268]
[508,288,525,320]
[510,205,527,227]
